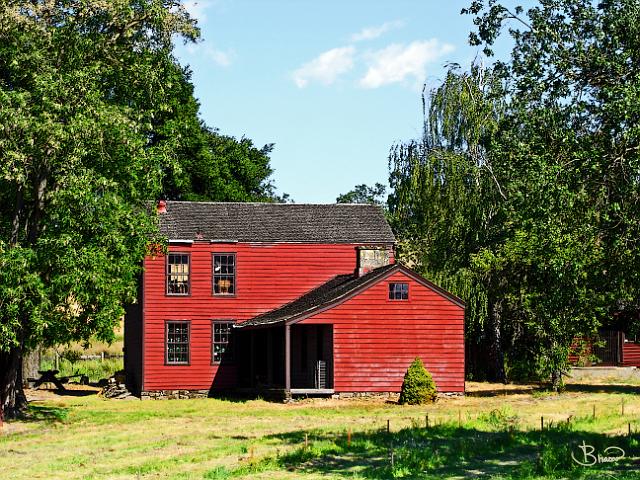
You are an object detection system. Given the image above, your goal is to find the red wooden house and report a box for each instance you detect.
[124,201,465,398]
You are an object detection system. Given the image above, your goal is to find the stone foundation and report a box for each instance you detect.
[331,391,398,400]
[330,391,464,400]
[141,389,210,400]
[139,389,465,400]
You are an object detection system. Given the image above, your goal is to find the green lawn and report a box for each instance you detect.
[1,382,639,479]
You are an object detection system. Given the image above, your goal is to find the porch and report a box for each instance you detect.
[235,323,334,397]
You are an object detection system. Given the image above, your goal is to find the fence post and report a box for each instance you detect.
[387,419,390,434]
[540,416,544,431]
[390,441,394,469]
[425,414,429,429]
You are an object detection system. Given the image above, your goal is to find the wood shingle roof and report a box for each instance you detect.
[159,201,395,244]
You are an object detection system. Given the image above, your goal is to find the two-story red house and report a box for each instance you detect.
[124,201,465,398]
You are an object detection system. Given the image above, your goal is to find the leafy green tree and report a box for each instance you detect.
[392,0,640,388]
[463,0,640,388]
[399,357,437,405]
[0,0,197,416]
[336,183,387,205]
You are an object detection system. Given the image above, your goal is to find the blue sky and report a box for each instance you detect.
[173,1,510,203]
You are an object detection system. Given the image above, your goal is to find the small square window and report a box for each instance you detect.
[212,321,235,363]
[389,282,409,300]
[213,254,236,295]
[166,321,190,364]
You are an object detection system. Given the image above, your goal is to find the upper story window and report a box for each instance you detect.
[167,253,190,295]
[166,321,190,365]
[389,282,409,300]
[213,253,236,295]
[212,321,234,364]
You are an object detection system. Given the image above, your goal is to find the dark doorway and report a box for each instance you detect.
[291,325,333,390]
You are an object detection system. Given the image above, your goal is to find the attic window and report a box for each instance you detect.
[213,253,236,295]
[389,282,409,300]
[167,253,190,295]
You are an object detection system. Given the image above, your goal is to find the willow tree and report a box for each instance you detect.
[388,63,509,381]
[0,0,197,417]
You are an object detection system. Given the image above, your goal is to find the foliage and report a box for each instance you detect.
[40,356,123,383]
[336,182,387,206]
[0,0,286,415]
[389,1,640,386]
[155,66,282,202]
[399,357,437,405]
[0,0,199,414]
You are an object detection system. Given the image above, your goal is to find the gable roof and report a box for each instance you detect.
[237,263,464,329]
[159,201,395,244]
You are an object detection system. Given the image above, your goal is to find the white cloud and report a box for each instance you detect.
[350,20,404,42]
[183,0,217,24]
[359,39,455,89]
[292,46,356,88]
[185,43,234,67]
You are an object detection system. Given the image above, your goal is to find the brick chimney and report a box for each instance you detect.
[157,200,167,214]
[356,247,390,277]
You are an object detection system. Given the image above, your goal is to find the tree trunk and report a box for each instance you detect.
[0,345,28,418]
[550,369,562,392]
[22,347,41,388]
[488,300,507,383]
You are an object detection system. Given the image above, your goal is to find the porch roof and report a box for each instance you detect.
[236,264,398,329]
[237,263,464,329]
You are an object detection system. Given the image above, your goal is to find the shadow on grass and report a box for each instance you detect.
[46,388,99,397]
[564,384,640,395]
[209,422,640,479]
[20,403,70,423]
[466,385,544,397]
[467,383,640,398]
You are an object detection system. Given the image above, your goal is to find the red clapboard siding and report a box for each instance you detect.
[623,340,640,367]
[142,242,393,391]
[300,270,465,393]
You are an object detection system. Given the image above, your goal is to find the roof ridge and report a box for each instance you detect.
[164,201,381,207]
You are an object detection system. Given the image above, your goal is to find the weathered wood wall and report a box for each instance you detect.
[301,270,465,393]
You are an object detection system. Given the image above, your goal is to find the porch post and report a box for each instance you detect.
[285,324,291,392]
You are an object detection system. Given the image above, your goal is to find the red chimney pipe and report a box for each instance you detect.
[157,200,167,214]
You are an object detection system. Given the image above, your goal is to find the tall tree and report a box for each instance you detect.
[392,0,640,388]
[0,0,197,416]
[463,0,640,387]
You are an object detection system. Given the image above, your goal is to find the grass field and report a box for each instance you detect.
[1,382,639,479]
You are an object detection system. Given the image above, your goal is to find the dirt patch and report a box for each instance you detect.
[25,384,101,402]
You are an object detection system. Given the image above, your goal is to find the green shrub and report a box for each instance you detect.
[399,357,437,405]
